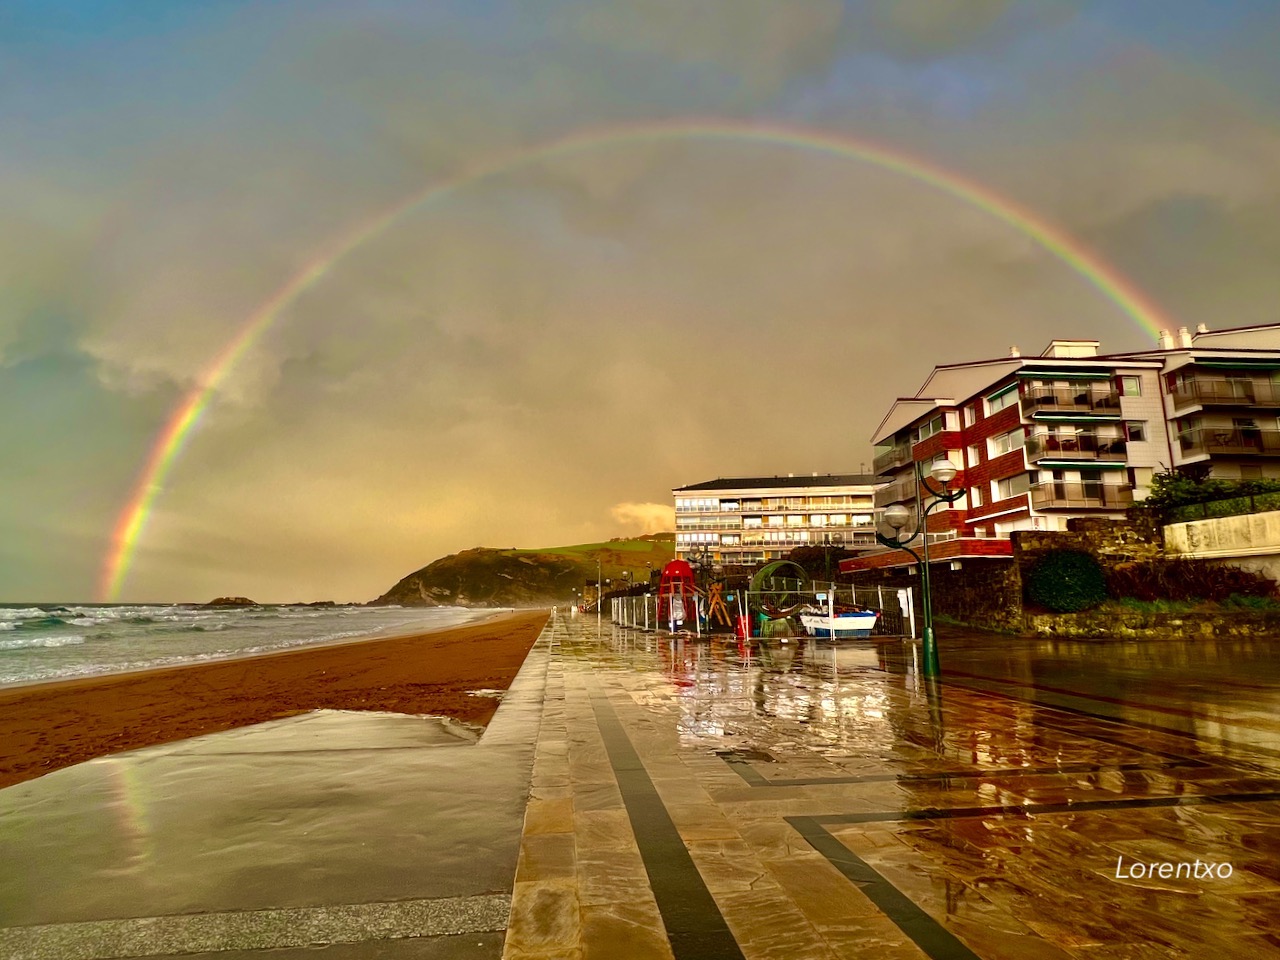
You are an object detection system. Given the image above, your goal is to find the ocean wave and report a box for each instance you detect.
[0,634,87,651]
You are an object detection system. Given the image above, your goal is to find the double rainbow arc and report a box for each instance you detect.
[101,118,1176,601]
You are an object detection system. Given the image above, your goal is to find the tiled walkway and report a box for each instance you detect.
[507,613,1280,959]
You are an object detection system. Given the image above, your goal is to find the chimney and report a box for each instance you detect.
[1157,329,1174,349]
[1195,323,1209,334]
[1009,345,1021,357]
[1178,326,1193,348]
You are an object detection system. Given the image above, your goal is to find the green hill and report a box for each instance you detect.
[369,534,675,607]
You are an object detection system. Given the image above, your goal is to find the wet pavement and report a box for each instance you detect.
[2,614,1279,958]
[507,614,1280,959]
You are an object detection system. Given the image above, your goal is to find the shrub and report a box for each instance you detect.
[1106,559,1276,603]
[1145,469,1280,515]
[1026,550,1107,612]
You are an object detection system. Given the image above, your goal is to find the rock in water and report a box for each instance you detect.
[202,596,259,607]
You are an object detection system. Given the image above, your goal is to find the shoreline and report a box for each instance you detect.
[0,608,549,789]
[0,606,513,694]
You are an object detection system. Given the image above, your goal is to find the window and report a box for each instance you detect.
[964,404,979,427]
[1120,375,1142,396]
[988,428,1026,458]
[916,415,943,442]
[967,444,982,467]
[970,485,985,507]
[995,473,1032,500]
[1125,421,1146,442]
[985,384,1018,415]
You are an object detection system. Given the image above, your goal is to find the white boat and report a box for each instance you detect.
[799,611,878,639]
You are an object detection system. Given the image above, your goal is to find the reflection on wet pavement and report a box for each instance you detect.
[506,615,1280,959]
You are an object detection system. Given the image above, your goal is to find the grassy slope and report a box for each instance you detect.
[508,535,674,583]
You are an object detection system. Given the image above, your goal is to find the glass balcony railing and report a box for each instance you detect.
[1030,481,1134,509]
[1020,386,1121,416]
[1025,432,1127,462]
[1177,427,1280,457]
[873,444,913,473]
[874,479,918,507]
[1171,378,1280,409]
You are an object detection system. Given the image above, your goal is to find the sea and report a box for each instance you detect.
[0,603,496,688]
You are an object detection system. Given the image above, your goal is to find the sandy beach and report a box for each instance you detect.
[0,608,548,788]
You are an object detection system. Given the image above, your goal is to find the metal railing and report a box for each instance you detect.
[610,583,914,637]
[1171,377,1280,409]
[1029,481,1134,509]
[1025,432,1127,462]
[1021,386,1121,416]
[1177,427,1280,457]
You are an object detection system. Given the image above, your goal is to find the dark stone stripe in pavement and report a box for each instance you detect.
[787,816,983,960]
[588,688,746,960]
[717,756,1200,788]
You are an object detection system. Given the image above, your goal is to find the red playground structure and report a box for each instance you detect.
[656,560,698,628]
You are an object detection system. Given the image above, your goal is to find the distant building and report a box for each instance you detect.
[850,323,1280,572]
[671,474,880,566]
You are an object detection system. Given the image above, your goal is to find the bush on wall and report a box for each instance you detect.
[1106,559,1276,603]
[1026,550,1107,612]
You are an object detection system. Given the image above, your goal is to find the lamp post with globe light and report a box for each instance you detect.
[876,458,963,679]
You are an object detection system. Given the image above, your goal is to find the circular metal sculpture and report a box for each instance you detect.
[749,560,811,619]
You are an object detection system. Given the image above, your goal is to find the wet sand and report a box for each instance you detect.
[0,608,548,788]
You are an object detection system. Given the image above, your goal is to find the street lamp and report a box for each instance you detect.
[876,458,962,679]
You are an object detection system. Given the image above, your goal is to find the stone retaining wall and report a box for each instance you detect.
[1024,608,1280,639]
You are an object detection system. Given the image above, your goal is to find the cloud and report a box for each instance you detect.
[611,502,676,535]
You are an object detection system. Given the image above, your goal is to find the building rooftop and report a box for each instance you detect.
[673,474,880,493]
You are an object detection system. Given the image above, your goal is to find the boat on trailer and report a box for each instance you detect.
[798,610,879,639]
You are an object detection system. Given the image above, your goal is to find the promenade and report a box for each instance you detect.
[3,613,1279,958]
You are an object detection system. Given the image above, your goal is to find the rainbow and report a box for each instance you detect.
[100,118,1176,601]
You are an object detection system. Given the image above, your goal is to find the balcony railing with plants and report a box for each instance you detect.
[1177,427,1280,458]
[1025,432,1127,463]
[1030,481,1134,509]
[1170,377,1280,410]
[1020,386,1121,416]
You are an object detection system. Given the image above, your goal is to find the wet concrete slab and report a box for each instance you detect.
[0,625,552,958]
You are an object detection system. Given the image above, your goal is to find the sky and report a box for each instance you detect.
[3,0,1279,603]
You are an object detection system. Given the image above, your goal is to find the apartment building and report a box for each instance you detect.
[1154,324,1280,479]
[851,323,1280,571]
[672,474,879,566]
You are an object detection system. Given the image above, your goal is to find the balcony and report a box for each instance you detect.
[873,443,913,474]
[1177,427,1280,458]
[1030,481,1134,510]
[1025,432,1127,463]
[874,478,919,507]
[1171,377,1280,411]
[1020,386,1121,417]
